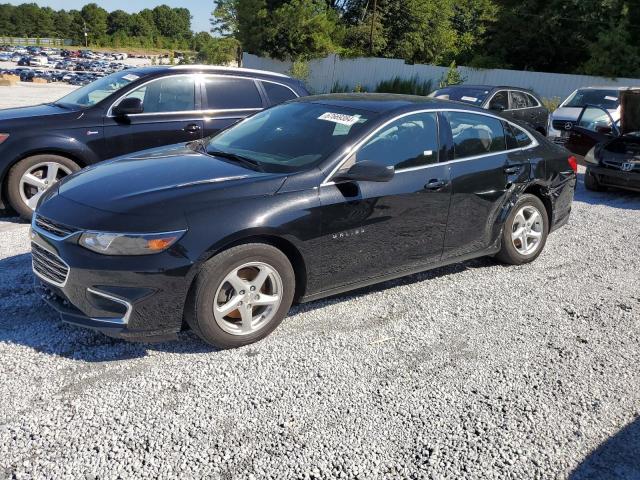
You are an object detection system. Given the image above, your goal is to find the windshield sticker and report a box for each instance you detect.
[318,112,361,126]
[122,74,140,82]
[461,96,479,102]
[605,96,618,102]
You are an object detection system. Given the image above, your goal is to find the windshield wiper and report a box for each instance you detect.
[47,102,71,109]
[207,149,263,171]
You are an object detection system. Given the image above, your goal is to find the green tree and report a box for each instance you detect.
[79,3,109,45]
[581,16,640,78]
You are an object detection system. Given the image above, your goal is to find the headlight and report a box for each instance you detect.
[584,146,598,165]
[79,230,186,255]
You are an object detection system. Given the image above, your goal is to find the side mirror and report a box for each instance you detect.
[333,160,395,183]
[112,97,143,116]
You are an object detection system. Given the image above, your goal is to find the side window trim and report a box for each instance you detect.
[107,73,199,117]
[322,108,538,185]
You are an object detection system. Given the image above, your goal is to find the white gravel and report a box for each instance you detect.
[0,172,639,479]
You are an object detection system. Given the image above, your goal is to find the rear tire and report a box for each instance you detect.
[584,167,605,192]
[6,154,80,220]
[496,194,549,265]
[185,243,295,349]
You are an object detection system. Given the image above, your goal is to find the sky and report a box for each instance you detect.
[4,0,213,32]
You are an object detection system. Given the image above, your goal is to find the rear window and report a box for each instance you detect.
[563,89,619,109]
[261,81,297,105]
[204,76,263,110]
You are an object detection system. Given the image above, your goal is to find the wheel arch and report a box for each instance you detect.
[522,182,553,226]
[189,233,309,304]
[0,149,92,210]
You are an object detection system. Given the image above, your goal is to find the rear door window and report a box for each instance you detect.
[204,76,263,110]
[261,81,297,105]
[510,91,529,110]
[444,112,506,159]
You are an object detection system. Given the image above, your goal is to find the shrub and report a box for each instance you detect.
[541,96,562,112]
[374,75,433,96]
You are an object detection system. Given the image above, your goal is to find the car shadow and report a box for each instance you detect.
[574,171,640,210]
[569,416,640,480]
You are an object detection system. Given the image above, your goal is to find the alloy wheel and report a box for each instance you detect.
[213,262,283,336]
[511,205,544,255]
[19,162,72,211]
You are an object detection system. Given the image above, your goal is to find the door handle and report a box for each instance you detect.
[424,179,447,191]
[184,123,201,133]
[504,165,523,174]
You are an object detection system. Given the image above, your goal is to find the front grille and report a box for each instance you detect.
[32,242,69,286]
[552,120,574,132]
[34,214,78,238]
[602,159,640,172]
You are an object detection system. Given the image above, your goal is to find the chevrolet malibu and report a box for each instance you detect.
[31,94,577,349]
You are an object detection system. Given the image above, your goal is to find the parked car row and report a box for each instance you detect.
[0,45,133,85]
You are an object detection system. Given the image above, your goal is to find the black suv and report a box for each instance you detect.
[0,65,308,219]
[430,85,549,135]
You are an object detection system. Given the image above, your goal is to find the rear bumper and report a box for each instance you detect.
[589,165,640,192]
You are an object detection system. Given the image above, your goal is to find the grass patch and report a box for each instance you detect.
[375,75,433,96]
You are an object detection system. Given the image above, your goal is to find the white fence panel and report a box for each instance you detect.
[243,53,640,101]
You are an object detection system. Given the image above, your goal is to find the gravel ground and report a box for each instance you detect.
[0,172,638,479]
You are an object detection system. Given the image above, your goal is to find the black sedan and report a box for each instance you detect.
[565,89,640,192]
[0,65,308,219]
[31,94,576,348]
[430,85,549,135]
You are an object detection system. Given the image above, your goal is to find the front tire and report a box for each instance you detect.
[6,154,80,220]
[186,244,296,349]
[496,194,549,265]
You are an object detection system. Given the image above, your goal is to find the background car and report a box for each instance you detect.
[566,89,640,192]
[548,86,640,148]
[31,94,576,348]
[430,85,549,135]
[0,65,309,219]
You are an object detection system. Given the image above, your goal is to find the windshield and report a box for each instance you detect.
[54,70,148,108]
[206,102,375,173]
[563,89,619,109]
[430,87,491,106]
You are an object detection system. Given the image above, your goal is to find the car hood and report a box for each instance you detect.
[55,143,288,215]
[620,89,640,135]
[0,103,74,122]
[552,106,620,121]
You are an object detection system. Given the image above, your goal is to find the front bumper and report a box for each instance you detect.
[31,223,194,341]
[589,165,640,192]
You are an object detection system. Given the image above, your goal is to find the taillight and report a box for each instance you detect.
[568,155,578,173]
[0,133,9,144]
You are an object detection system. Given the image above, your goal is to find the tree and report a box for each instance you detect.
[79,3,109,45]
[212,0,239,37]
[107,10,131,36]
[581,16,640,78]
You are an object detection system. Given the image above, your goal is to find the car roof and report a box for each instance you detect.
[294,93,488,114]
[576,86,640,91]
[120,65,300,86]
[435,84,538,94]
